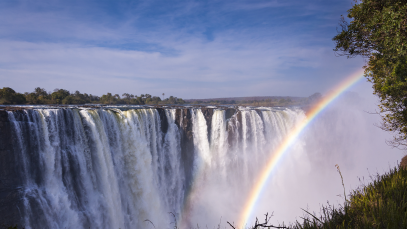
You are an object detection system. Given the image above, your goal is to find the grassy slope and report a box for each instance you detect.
[288,165,407,229]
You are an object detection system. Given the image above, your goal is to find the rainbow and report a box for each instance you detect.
[238,68,366,228]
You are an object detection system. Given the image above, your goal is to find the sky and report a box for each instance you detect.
[0,0,367,99]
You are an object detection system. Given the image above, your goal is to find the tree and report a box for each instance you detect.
[0,87,17,104]
[34,87,48,97]
[51,89,70,104]
[122,93,130,99]
[136,96,144,104]
[122,93,131,104]
[333,0,407,148]
[25,93,38,104]
[0,87,26,104]
[62,95,74,104]
[13,93,26,104]
[100,93,116,104]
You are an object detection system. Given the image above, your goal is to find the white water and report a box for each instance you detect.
[6,102,403,228]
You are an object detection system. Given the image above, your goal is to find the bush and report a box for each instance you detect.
[290,165,407,229]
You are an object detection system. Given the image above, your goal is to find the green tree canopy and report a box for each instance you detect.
[51,89,70,104]
[333,0,407,148]
[0,87,183,106]
[0,87,26,104]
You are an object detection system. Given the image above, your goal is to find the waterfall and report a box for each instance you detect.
[3,106,305,228]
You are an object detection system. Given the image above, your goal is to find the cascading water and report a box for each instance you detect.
[2,106,304,229]
[2,100,401,229]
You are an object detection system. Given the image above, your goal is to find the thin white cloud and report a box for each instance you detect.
[0,32,363,98]
[224,0,285,11]
[0,0,364,99]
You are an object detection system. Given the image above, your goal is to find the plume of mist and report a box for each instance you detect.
[182,81,403,228]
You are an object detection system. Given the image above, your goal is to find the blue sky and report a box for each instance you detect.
[0,0,366,99]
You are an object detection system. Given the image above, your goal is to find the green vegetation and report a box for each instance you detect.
[0,87,26,105]
[333,0,407,148]
[287,165,407,229]
[0,86,322,107]
[0,87,185,105]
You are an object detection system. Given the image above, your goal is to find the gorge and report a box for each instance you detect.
[0,100,402,228]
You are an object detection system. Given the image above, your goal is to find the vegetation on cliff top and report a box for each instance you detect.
[0,87,185,105]
[0,87,322,107]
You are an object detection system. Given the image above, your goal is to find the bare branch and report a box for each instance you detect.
[144,219,156,229]
[227,221,236,229]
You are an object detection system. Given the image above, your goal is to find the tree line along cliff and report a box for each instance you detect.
[0,87,185,105]
[0,86,323,107]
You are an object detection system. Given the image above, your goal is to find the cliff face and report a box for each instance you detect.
[156,108,169,134]
[0,110,24,227]
[175,108,195,191]
[0,106,241,227]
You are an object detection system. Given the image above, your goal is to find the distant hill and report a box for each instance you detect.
[184,96,305,102]
[183,95,318,107]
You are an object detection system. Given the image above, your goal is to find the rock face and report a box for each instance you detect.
[174,108,195,191]
[0,110,25,227]
[156,108,168,134]
[200,108,214,141]
[0,105,246,227]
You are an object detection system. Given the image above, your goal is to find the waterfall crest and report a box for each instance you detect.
[3,106,304,229]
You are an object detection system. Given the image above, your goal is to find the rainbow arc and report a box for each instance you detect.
[238,69,365,228]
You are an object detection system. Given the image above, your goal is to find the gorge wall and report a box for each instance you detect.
[0,106,303,229]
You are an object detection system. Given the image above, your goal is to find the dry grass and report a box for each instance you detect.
[287,165,407,229]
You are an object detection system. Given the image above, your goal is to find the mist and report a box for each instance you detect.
[180,80,404,228]
[2,81,403,229]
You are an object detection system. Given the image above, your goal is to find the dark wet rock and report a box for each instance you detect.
[0,107,27,112]
[0,110,25,227]
[156,108,168,134]
[174,109,194,191]
[236,111,243,142]
[254,109,263,117]
[225,108,236,120]
[200,108,214,140]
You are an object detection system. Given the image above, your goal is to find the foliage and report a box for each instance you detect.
[161,96,184,105]
[287,165,407,229]
[99,92,164,105]
[333,0,407,148]
[0,86,185,105]
[0,87,26,104]
[51,89,70,104]
[0,87,320,107]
